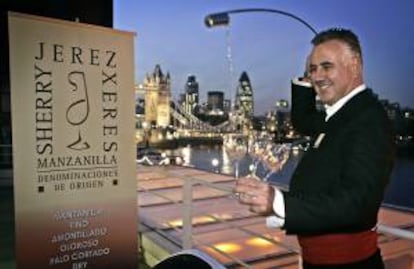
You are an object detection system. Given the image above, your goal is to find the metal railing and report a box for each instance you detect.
[377,224,414,241]
[175,174,298,268]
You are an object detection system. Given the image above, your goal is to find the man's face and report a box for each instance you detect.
[308,40,360,105]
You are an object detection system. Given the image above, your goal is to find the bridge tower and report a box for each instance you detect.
[143,65,171,127]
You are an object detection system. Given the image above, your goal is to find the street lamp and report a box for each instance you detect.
[142,121,150,147]
[211,158,219,173]
[204,8,318,35]
[205,8,317,137]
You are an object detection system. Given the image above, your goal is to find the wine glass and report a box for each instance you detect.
[247,133,272,178]
[223,133,248,179]
[260,143,292,182]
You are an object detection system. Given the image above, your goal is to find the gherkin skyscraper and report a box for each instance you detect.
[235,71,254,117]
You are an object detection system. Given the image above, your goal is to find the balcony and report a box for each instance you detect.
[138,164,414,268]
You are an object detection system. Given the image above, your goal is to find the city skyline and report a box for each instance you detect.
[114,0,414,114]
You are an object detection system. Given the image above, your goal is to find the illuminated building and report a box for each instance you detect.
[183,75,199,115]
[143,64,171,127]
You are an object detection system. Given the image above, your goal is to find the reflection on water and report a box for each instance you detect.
[164,145,414,210]
[166,145,252,176]
[165,145,240,176]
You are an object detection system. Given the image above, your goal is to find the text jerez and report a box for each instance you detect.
[34,42,118,156]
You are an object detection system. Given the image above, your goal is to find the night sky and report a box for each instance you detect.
[114,0,414,114]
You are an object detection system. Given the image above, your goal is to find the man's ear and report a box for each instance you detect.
[351,55,362,77]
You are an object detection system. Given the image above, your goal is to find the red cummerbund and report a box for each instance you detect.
[298,230,378,265]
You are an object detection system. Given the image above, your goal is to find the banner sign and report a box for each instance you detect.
[9,12,137,268]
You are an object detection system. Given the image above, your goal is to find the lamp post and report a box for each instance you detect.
[142,121,150,148]
[205,8,317,136]
[211,158,219,173]
[204,8,318,35]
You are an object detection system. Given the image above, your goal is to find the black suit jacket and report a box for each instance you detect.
[283,83,395,235]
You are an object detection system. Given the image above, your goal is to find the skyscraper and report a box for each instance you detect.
[207,91,224,114]
[183,75,199,115]
[235,71,254,117]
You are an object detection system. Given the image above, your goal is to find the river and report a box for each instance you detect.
[163,145,414,210]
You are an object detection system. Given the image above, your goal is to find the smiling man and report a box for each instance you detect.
[236,28,395,268]
[308,31,363,106]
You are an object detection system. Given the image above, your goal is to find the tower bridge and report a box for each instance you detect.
[135,65,253,146]
[137,65,233,132]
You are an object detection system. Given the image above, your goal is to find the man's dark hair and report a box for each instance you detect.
[312,28,362,62]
